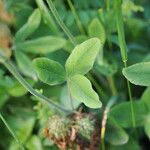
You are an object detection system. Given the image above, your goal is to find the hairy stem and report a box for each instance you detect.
[0,113,25,150]
[115,0,136,129]
[0,56,71,114]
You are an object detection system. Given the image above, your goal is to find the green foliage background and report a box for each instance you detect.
[0,0,150,149]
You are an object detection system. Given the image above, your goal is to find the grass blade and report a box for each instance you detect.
[0,113,25,150]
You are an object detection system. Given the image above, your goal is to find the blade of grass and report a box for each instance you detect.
[67,0,85,34]
[46,0,76,46]
[115,0,127,63]
[115,0,136,130]
[107,75,117,96]
[0,113,25,150]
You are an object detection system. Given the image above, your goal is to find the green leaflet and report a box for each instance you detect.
[15,51,37,80]
[25,136,42,150]
[144,115,150,139]
[107,139,141,150]
[110,101,149,128]
[94,58,118,76]
[65,38,101,76]
[6,108,35,144]
[15,36,66,54]
[0,113,25,150]
[60,85,81,110]
[68,74,102,109]
[122,62,150,86]
[7,79,34,97]
[88,18,106,45]
[0,75,13,88]
[0,68,4,77]
[0,88,9,108]
[15,9,41,42]
[33,57,66,85]
[141,87,150,111]
[106,119,129,145]
[141,87,150,139]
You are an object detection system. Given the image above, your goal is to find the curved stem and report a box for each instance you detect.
[0,113,25,150]
[46,0,76,46]
[1,58,71,114]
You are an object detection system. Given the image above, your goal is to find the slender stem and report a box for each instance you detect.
[67,0,85,34]
[101,139,105,150]
[124,62,136,128]
[1,58,71,114]
[105,0,110,11]
[115,0,136,129]
[107,75,117,96]
[0,113,25,150]
[46,0,76,46]
[100,96,117,150]
[67,82,75,110]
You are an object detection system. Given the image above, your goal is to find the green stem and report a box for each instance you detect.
[101,139,105,150]
[0,113,25,150]
[105,0,110,11]
[67,83,75,110]
[107,75,117,96]
[124,62,136,128]
[115,0,136,129]
[1,58,71,114]
[115,0,127,63]
[67,0,85,34]
[46,0,76,46]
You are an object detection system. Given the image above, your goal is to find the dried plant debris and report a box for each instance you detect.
[0,0,14,24]
[0,23,12,57]
[44,113,99,150]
